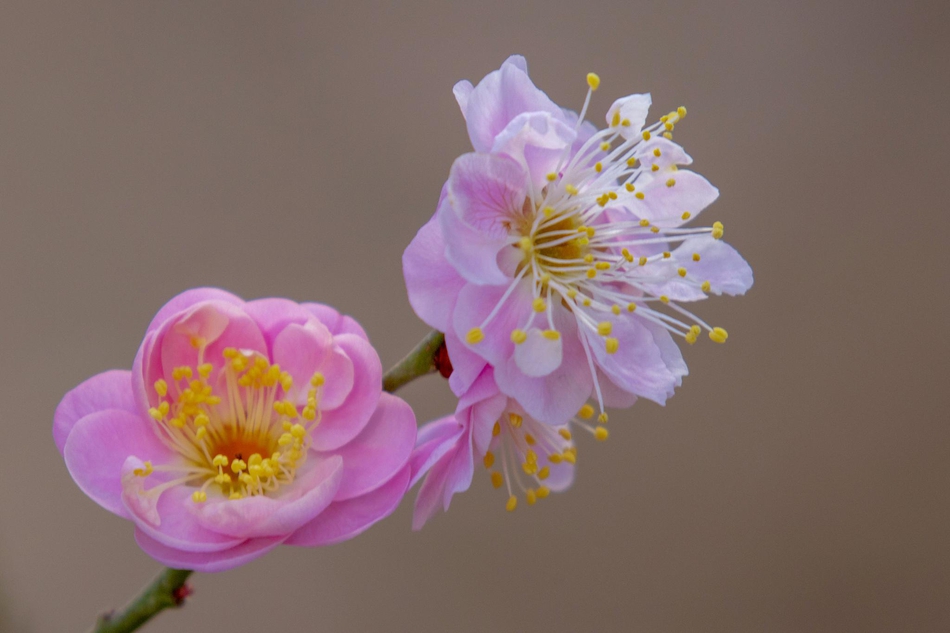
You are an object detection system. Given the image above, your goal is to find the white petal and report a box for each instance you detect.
[606,93,652,139]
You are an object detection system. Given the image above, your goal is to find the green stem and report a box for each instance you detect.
[91,568,192,633]
[382,329,445,393]
[89,330,444,633]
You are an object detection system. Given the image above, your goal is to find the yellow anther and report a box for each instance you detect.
[664,121,674,131]
[212,454,228,467]
[543,206,555,217]
[709,327,729,344]
[663,251,671,259]
[586,72,600,91]
[592,261,609,272]
[169,417,185,428]
[651,164,660,172]
[206,396,221,405]
[526,489,537,505]
[133,461,153,477]
[663,132,673,140]
[214,473,231,484]
[583,298,592,306]
[692,253,701,262]
[192,491,207,503]
[522,461,537,476]
[542,329,561,341]
[506,495,518,512]
[302,407,317,421]
[492,421,501,437]
[595,426,609,441]
[600,141,611,151]
[611,305,621,315]
[539,273,551,286]
[532,297,546,312]
[578,404,594,419]
[635,192,645,200]
[484,451,495,469]
[627,303,638,312]
[660,115,668,123]
[621,248,633,262]
[642,130,651,140]
[598,412,609,424]
[701,281,711,292]
[685,331,698,345]
[666,178,676,187]
[195,427,207,440]
[548,453,563,464]
[594,162,603,173]
[537,486,550,499]
[290,423,306,439]
[650,226,660,233]
[638,219,650,228]
[678,267,688,278]
[491,472,504,488]
[230,459,247,473]
[562,451,577,465]
[537,466,550,481]
[584,253,594,263]
[519,236,533,252]
[511,329,527,344]
[586,268,597,279]
[605,337,619,354]
[682,211,692,220]
[193,413,209,427]
[247,454,262,467]
[546,172,558,181]
[509,413,523,428]
[175,366,193,380]
[690,325,701,337]
[153,379,168,397]
[597,322,612,336]
[559,428,573,440]
[567,289,578,299]
[586,226,597,237]
[148,407,163,421]
[578,237,589,246]
[278,433,294,447]
[653,148,662,157]
[309,372,325,388]
[525,434,536,446]
[198,363,213,378]
[677,106,687,117]
[565,184,579,196]
[627,157,638,167]
[712,221,724,239]
[248,465,264,478]
[229,492,244,500]
[610,111,621,127]
[466,327,485,344]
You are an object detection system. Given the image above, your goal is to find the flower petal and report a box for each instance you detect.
[134,529,285,573]
[444,328,489,397]
[301,303,369,341]
[606,93,652,139]
[403,211,466,332]
[63,409,172,518]
[634,170,719,227]
[144,287,245,336]
[678,236,754,297]
[243,298,318,350]
[514,327,563,377]
[491,111,576,188]
[190,455,344,539]
[310,334,382,451]
[285,465,410,547]
[452,278,535,367]
[410,416,465,489]
[54,370,137,455]
[318,393,415,501]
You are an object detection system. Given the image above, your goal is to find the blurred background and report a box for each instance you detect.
[1,1,947,631]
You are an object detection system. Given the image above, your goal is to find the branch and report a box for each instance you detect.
[91,568,192,633]
[88,330,444,633]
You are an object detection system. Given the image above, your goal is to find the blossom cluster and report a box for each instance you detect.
[54,55,751,571]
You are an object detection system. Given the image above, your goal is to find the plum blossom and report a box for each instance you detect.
[410,367,595,528]
[403,55,752,426]
[54,288,416,572]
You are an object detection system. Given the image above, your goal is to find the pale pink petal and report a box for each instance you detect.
[244,298,317,348]
[301,303,369,341]
[491,112,576,187]
[144,287,245,336]
[318,393,415,501]
[444,329,488,397]
[403,212,466,332]
[463,55,562,153]
[676,236,754,297]
[270,321,338,404]
[453,80,474,115]
[606,93,652,139]
[54,370,137,455]
[452,278,535,367]
[636,138,693,171]
[310,334,381,451]
[412,439,472,531]
[410,416,465,489]
[440,427,474,509]
[285,466,410,547]
[134,529,284,573]
[63,409,173,518]
[514,327,563,377]
[634,170,719,227]
[466,391,508,458]
[442,152,527,285]
[596,370,639,409]
[190,456,343,539]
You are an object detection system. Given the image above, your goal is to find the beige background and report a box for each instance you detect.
[1,1,947,631]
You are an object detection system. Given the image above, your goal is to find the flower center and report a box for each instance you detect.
[138,340,325,503]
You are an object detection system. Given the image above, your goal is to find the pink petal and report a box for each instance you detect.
[412,439,472,531]
[318,393,416,501]
[301,303,370,341]
[453,80,474,114]
[54,370,137,455]
[442,152,528,285]
[490,112,576,188]
[452,278,535,367]
[144,288,245,336]
[285,465,410,547]
[190,456,343,539]
[134,529,285,573]
[467,390,508,457]
[636,138,693,171]
[410,416,465,489]
[63,409,173,518]
[606,93,652,139]
[514,327,563,377]
[676,236,754,297]
[403,211,466,332]
[310,334,382,451]
[243,297,318,348]
[596,370,639,409]
[270,321,334,401]
[444,328,489,397]
[635,170,720,228]
[463,55,562,153]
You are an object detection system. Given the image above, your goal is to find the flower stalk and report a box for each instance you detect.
[88,329,444,633]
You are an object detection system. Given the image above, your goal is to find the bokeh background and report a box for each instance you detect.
[1,1,947,631]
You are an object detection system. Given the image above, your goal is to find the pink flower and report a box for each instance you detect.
[403,55,753,425]
[410,367,592,529]
[54,288,416,572]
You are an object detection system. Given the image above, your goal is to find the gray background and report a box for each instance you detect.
[0,1,947,631]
